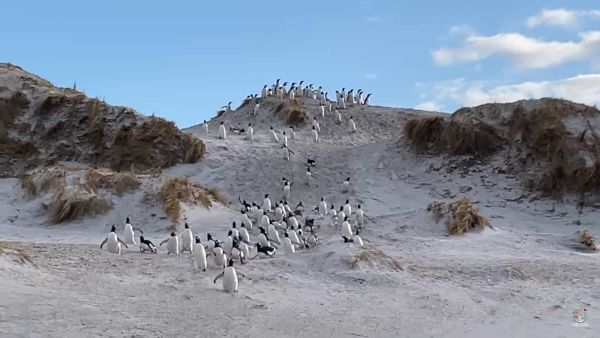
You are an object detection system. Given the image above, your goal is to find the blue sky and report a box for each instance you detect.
[1,0,599,127]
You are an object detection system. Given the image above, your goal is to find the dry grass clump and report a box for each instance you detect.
[427,201,446,223]
[447,198,490,235]
[0,241,37,268]
[159,177,227,229]
[404,116,504,157]
[350,251,371,269]
[19,168,66,197]
[577,230,597,251]
[85,168,141,196]
[273,100,309,126]
[47,184,112,223]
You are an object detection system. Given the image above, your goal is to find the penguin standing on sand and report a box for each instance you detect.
[349,116,357,133]
[253,102,260,116]
[219,121,227,140]
[261,85,268,98]
[261,211,270,228]
[181,223,194,254]
[329,205,337,227]
[214,258,243,293]
[205,233,217,254]
[341,216,353,239]
[283,181,291,201]
[241,211,253,230]
[363,94,372,105]
[312,126,319,143]
[319,103,326,118]
[289,125,296,139]
[282,232,295,254]
[312,117,321,132]
[336,109,343,125]
[231,222,240,240]
[262,194,272,212]
[224,230,234,255]
[100,225,128,254]
[239,223,251,243]
[353,229,364,246]
[270,126,279,143]
[202,120,209,134]
[257,227,271,247]
[123,217,143,246]
[356,204,365,226]
[337,207,346,228]
[246,123,254,143]
[305,167,312,186]
[212,242,227,268]
[160,232,180,255]
[281,131,288,147]
[288,215,299,230]
[288,228,302,247]
[319,197,327,217]
[139,235,157,254]
[194,236,207,271]
[268,222,282,245]
[343,200,352,217]
[342,177,350,193]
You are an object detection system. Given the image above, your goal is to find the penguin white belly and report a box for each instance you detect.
[271,131,279,143]
[223,267,238,293]
[206,240,215,254]
[343,182,349,191]
[242,215,253,229]
[240,229,250,243]
[258,234,270,247]
[338,211,346,224]
[312,130,318,143]
[107,233,121,254]
[231,229,239,240]
[182,230,193,253]
[275,208,284,221]
[240,242,250,259]
[203,124,208,134]
[214,248,226,267]
[262,199,271,212]
[289,230,301,245]
[219,126,227,139]
[261,215,270,227]
[194,244,207,270]
[357,211,364,224]
[320,202,327,216]
[283,238,295,254]
[283,187,290,200]
[350,121,357,132]
[282,136,288,147]
[123,224,136,245]
[342,222,353,238]
[224,237,233,255]
[344,205,352,217]
[268,225,280,243]
[307,235,317,246]
[353,235,364,247]
[231,247,242,260]
[289,217,298,229]
[167,237,179,255]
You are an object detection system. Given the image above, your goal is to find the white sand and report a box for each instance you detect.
[0,96,599,338]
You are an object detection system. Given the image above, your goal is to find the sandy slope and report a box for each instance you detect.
[0,97,599,338]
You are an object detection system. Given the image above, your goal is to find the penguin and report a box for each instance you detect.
[336,109,343,125]
[307,158,316,167]
[268,222,281,245]
[247,123,254,143]
[337,207,346,227]
[283,181,291,201]
[262,194,272,212]
[312,117,321,132]
[349,116,357,133]
[213,258,242,293]
[283,201,292,216]
[270,126,279,143]
[295,201,304,215]
[282,232,295,254]
[205,233,217,254]
[287,215,299,230]
[306,167,312,186]
[261,85,268,98]
[281,131,288,147]
[288,228,302,246]
[253,243,276,258]
[257,227,271,247]
[274,206,284,222]
[253,102,260,116]
[261,211,270,227]
[123,217,143,246]
[239,241,250,262]
[363,94,372,105]
[139,235,157,253]
[356,204,365,226]
[353,229,364,247]
[342,177,350,193]
[181,223,194,254]
[289,125,296,139]
[241,211,253,230]
[327,100,333,113]
[194,236,207,271]
[346,89,354,104]
[230,239,245,264]
[219,121,227,140]
[329,204,338,226]
[319,197,327,217]
[282,144,292,161]
[202,120,209,134]
[250,203,259,221]
[239,223,251,243]
[223,230,234,255]
[319,103,326,118]
[160,232,180,255]
[231,222,239,240]
[312,126,319,143]
[100,225,128,254]
[212,242,227,268]
[342,216,353,238]
[343,200,352,217]
[307,228,318,247]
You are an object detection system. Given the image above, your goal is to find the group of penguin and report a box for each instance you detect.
[201,79,366,149]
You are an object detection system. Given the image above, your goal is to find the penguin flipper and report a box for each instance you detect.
[100,237,107,249]
[133,227,144,234]
[159,238,169,246]
[213,272,224,284]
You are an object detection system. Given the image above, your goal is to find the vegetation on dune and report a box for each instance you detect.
[85,168,141,196]
[273,99,309,126]
[0,241,37,268]
[159,177,227,230]
[577,230,596,251]
[427,198,491,235]
[47,184,113,223]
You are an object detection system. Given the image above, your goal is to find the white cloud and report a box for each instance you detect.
[526,8,600,28]
[432,31,600,68]
[366,16,383,23]
[417,74,600,110]
[449,25,476,36]
[365,73,378,79]
[415,101,441,111]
